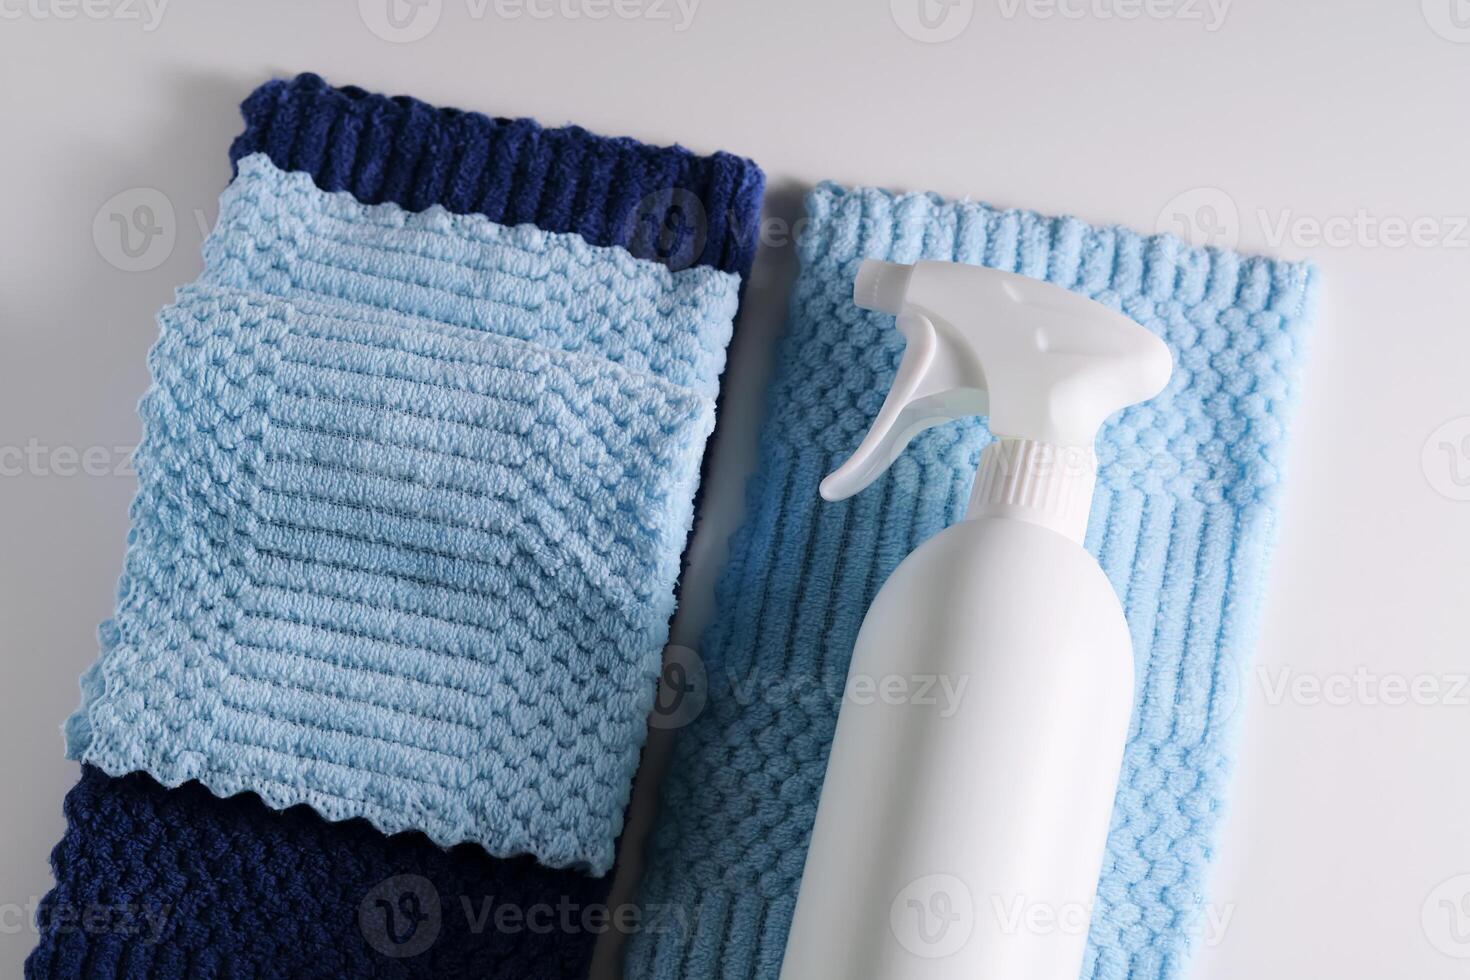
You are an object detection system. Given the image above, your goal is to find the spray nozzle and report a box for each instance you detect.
[819,260,1173,503]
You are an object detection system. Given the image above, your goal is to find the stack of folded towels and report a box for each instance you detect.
[29,72,765,979]
[31,71,1318,980]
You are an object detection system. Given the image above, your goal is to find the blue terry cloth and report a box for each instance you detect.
[66,262,736,873]
[229,72,766,277]
[26,765,610,979]
[627,184,1318,979]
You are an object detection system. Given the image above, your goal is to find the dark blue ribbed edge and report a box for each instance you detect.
[229,72,766,277]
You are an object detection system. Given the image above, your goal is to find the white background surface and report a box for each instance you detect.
[2,1,1468,977]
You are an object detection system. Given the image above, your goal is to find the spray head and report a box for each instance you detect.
[821,260,1172,518]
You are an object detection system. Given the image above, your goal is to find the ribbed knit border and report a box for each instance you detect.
[229,72,765,277]
[628,183,1318,979]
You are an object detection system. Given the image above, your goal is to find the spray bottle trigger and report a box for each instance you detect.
[819,311,965,502]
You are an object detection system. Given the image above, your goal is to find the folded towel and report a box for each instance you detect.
[35,76,766,980]
[66,276,731,873]
[627,183,1318,979]
[26,765,608,979]
[230,72,765,276]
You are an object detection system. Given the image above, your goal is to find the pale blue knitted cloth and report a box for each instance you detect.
[65,157,741,875]
[629,183,1318,977]
[203,155,734,400]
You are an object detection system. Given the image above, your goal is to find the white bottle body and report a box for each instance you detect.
[780,515,1135,980]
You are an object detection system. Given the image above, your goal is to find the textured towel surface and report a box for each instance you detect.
[205,154,737,400]
[230,72,765,276]
[66,277,730,874]
[36,80,766,979]
[26,765,609,979]
[628,183,1317,979]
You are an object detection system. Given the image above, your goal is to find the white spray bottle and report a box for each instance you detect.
[779,260,1172,980]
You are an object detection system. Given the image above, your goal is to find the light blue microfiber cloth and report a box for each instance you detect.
[65,158,742,875]
[202,154,734,400]
[628,183,1318,977]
